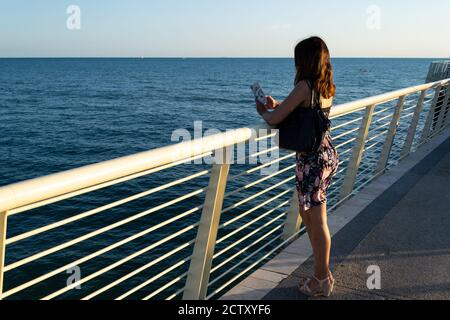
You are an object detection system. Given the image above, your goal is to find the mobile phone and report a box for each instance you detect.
[251,82,268,105]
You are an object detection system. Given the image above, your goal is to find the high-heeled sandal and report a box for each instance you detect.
[299,272,335,289]
[298,275,334,297]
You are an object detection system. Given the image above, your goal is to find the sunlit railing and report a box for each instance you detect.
[0,78,449,300]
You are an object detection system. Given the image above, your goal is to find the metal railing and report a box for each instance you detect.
[426,61,450,82]
[0,78,449,300]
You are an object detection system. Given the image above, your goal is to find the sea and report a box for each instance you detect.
[0,58,435,299]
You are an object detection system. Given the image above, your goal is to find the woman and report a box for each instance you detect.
[256,36,339,297]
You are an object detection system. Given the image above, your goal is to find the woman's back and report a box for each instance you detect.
[298,80,333,117]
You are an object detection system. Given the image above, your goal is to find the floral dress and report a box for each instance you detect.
[295,111,340,212]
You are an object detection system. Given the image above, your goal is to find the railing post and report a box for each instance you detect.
[400,90,427,159]
[375,95,406,174]
[183,149,230,300]
[0,211,7,300]
[282,189,302,241]
[420,85,442,143]
[446,88,450,127]
[446,97,450,127]
[340,105,376,200]
[434,85,450,133]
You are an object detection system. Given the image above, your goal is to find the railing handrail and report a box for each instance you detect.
[0,78,449,214]
[330,79,449,118]
[0,126,260,213]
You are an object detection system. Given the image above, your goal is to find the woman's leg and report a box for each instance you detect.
[299,209,311,237]
[306,203,331,280]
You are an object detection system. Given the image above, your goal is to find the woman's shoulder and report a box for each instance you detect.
[291,80,312,108]
[294,80,310,93]
[292,81,311,100]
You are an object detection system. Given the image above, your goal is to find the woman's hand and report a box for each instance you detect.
[255,99,268,116]
[256,96,279,116]
[265,96,280,110]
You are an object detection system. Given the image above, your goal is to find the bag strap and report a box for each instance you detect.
[307,80,321,109]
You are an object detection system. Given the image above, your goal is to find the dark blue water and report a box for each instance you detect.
[0,58,434,299]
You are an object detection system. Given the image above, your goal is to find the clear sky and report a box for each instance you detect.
[0,0,449,58]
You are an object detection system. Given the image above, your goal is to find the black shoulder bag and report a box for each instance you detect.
[276,82,331,153]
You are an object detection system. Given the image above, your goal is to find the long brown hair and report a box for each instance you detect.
[294,36,336,99]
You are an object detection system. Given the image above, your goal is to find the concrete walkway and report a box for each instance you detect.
[222,127,450,301]
[263,135,450,300]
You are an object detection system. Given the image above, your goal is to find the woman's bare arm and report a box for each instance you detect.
[256,81,310,126]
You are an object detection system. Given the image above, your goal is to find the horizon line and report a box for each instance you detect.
[0,56,448,59]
